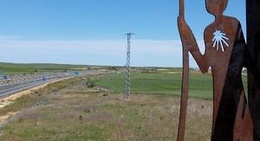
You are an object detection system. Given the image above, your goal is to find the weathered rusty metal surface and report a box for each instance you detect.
[177,0,253,140]
[233,93,253,141]
[176,0,189,140]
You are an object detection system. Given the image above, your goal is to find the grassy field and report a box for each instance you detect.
[0,62,90,75]
[0,70,248,140]
[0,75,212,140]
[97,71,213,99]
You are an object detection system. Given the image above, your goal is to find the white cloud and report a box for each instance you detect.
[0,38,205,67]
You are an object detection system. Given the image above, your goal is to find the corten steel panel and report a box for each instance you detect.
[177,0,253,140]
[246,0,260,140]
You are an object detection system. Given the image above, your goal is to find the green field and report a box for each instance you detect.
[97,71,213,99]
[0,70,249,140]
[0,65,249,140]
[0,61,247,100]
[0,75,213,140]
[0,62,90,75]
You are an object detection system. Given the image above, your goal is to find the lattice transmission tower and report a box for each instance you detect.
[125,33,134,99]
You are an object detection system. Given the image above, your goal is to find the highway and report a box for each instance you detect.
[0,72,75,97]
[0,69,114,98]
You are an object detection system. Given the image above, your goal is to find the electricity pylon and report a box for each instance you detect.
[125,33,134,99]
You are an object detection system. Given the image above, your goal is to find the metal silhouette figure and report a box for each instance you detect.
[177,0,253,140]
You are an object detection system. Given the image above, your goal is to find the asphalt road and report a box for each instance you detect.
[0,69,113,98]
[0,72,75,97]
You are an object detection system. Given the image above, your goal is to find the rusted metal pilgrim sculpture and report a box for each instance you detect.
[177,0,253,140]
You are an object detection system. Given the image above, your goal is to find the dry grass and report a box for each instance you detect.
[0,76,213,141]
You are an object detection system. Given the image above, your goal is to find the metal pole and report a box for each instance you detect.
[177,0,189,140]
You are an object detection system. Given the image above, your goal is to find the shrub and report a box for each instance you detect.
[86,78,96,88]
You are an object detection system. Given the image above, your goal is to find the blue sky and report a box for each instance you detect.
[0,0,246,67]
